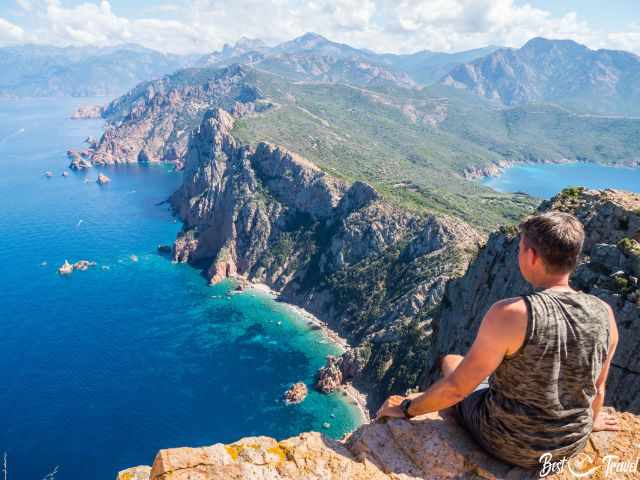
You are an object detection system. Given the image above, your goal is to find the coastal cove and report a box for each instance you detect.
[0,98,361,479]
[482,162,640,199]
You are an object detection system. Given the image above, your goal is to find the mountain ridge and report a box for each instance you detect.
[441,37,640,116]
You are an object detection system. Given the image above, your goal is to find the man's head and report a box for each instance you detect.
[518,211,585,285]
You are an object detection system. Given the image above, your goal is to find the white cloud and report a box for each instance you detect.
[16,0,33,12]
[0,17,26,44]
[0,0,638,55]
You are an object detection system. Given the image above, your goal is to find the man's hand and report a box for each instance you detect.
[593,409,620,432]
[376,395,406,419]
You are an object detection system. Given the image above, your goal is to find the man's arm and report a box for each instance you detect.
[376,298,527,418]
[592,302,619,431]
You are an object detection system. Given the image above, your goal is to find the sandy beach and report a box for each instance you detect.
[243,279,371,424]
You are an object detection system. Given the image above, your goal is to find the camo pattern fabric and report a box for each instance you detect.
[455,289,611,469]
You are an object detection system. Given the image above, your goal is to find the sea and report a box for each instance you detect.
[482,162,640,198]
[0,97,360,479]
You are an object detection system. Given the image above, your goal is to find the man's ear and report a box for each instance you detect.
[527,245,538,266]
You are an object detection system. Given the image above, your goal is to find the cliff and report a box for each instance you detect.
[428,188,640,412]
[83,65,269,168]
[169,107,483,408]
[118,408,640,479]
[117,100,640,480]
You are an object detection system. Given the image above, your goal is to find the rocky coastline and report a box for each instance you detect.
[243,280,370,423]
[464,157,640,181]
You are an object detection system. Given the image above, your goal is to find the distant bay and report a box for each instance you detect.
[0,98,360,479]
[482,162,640,199]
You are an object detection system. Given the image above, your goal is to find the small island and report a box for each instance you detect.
[283,382,308,404]
[70,105,104,120]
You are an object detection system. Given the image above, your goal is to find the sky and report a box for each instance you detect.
[0,0,638,55]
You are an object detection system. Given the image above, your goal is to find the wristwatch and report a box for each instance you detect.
[400,398,414,419]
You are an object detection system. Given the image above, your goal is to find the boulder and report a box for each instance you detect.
[58,260,73,275]
[116,465,151,480]
[68,149,93,170]
[97,173,111,185]
[283,382,308,404]
[73,260,95,271]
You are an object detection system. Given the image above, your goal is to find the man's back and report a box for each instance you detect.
[466,289,610,468]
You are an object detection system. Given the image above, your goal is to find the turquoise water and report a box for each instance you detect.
[482,162,640,199]
[0,98,360,479]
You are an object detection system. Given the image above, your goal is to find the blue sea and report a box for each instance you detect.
[483,162,640,198]
[0,98,360,479]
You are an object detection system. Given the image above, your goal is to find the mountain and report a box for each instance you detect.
[196,33,498,88]
[198,37,270,65]
[77,63,640,229]
[0,44,195,97]
[378,45,500,85]
[441,37,640,116]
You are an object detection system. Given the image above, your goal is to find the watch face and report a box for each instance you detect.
[401,399,412,418]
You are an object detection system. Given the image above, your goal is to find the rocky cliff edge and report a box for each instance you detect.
[118,409,640,480]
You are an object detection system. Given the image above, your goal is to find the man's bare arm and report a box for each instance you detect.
[376,298,527,418]
[592,302,619,431]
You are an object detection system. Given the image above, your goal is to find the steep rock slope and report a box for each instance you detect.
[88,65,268,166]
[428,188,640,412]
[441,37,640,116]
[170,108,483,407]
[118,409,640,479]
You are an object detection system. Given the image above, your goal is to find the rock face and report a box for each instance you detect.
[118,409,640,480]
[85,65,267,168]
[283,382,308,404]
[70,104,103,119]
[426,188,640,413]
[170,107,483,407]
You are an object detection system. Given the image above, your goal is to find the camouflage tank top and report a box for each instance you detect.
[476,289,610,468]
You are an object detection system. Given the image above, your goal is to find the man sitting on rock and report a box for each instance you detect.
[377,211,620,469]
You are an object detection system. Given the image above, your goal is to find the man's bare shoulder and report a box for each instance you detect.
[491,297,528,318]
[485,298,528,355]
[485,297,528,332]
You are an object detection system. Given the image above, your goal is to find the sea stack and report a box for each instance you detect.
[97,173,111,185]
[58,260,73,275]
[67,149,93,170]
[283,382,308,404]
[73,260,95,271]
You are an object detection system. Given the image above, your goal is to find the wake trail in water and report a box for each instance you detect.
[0,128,25,144]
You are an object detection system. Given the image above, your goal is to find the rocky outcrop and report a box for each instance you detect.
[85,65,268,167]
[118,408,640,479]
[283,382,308,404]
[70,104,103,119]
[58,260,73,275]
[97,173,111,185]
[67,149,94,170]
[169,107,484,407]
[315,355,342,393]
[426,188,640,413]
